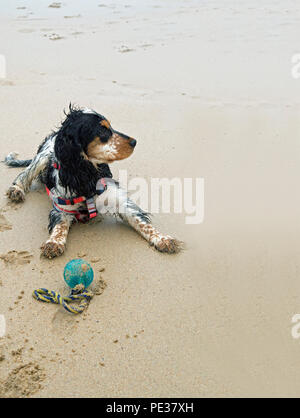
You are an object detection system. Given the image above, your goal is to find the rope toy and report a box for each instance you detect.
[33,259,94,314]
[32,284,93,314]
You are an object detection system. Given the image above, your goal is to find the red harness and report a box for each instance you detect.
[46,162,106,222]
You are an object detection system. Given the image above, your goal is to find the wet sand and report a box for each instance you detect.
[0,0,300,397]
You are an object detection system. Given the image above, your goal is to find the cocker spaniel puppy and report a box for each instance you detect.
[5,105,182,259]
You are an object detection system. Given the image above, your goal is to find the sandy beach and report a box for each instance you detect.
[0,0,300,398]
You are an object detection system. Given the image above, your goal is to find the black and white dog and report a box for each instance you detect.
[5,105,182,258]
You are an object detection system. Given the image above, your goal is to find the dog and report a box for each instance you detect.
[5,105,182,259]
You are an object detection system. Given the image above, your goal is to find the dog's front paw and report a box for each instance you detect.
[151,234,184,254]
[41,241,65,259]
[6,185,25,203]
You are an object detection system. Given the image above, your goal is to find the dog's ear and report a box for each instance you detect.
[54,124,83,169]
[54,115,97,196]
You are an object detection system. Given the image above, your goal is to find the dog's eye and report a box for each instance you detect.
[99,133,110,143]
[99,127,112,143]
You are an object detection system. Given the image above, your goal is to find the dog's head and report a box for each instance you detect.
[55,105,137,167]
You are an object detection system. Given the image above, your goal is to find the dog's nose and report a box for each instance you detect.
[129,139,137,148]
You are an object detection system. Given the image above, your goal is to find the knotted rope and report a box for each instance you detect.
[32,284,93,314]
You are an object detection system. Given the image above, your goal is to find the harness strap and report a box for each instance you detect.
[48,194,89,222]
[46,161,108,221]
[53,162,61,170]
[86,198,97,219]
[46,185,86,206]
[96,178,108,195]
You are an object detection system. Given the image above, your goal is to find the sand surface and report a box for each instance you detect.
[0,0,300,397]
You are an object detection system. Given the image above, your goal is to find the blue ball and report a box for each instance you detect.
[63,259,94,289]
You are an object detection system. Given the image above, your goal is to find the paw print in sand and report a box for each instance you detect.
[0,362,45,398]
[0,214,12,232]
[0,251,33,265]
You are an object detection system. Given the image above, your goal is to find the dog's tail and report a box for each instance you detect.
[3,152,32,167]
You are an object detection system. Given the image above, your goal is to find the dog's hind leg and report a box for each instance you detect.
[6,148,51,203]
[41,209,74,259]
